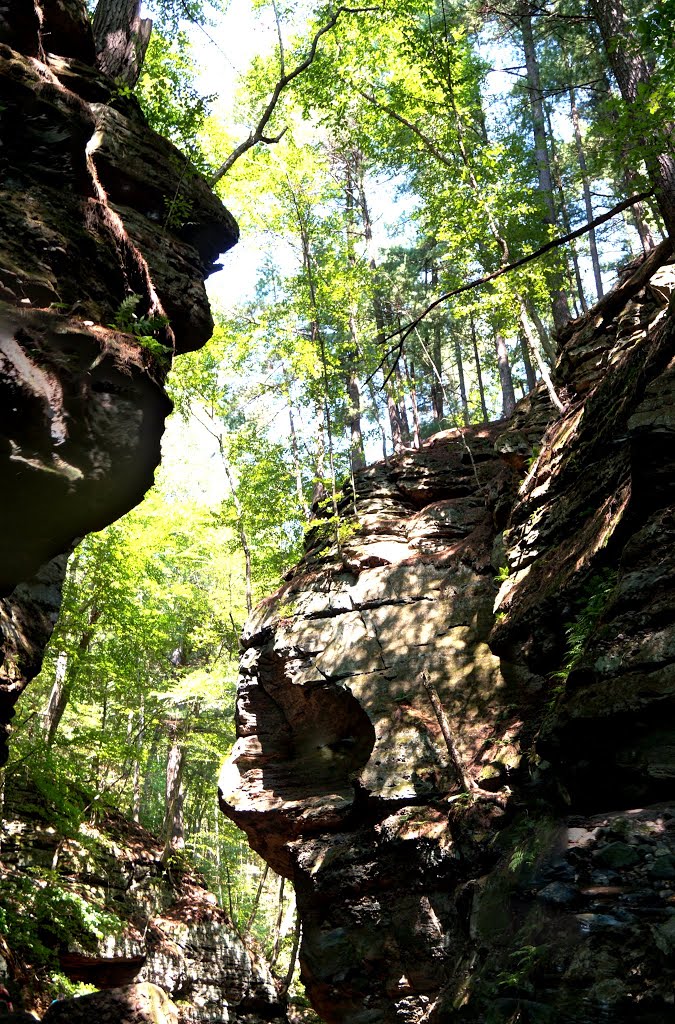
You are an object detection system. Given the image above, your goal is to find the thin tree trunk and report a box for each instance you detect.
[470,314,489,423]
[386,384,404,453]
[520,334,537,392]
[343,154,366,475]
[431,322,444,422]
[220,443,253,614]
[346,364,366,473]
[132,695,144,823]
[393,360,412,445]
[519,2,571,328]
[44,606,101,747]
[243,863,269,939]
[287,399,310,520]
[367,376,388,462]
[281,913,301,995]
[494,333,515,419]
[43,651,69,748]
[569,84,603,298]
[312,400,327,507]
[518,305,565,412]
[404,357,422,448]
[92,0,152,86]
[546,106,588,315]
[270,876,286,968]
[544,105,585,315]
[290,189,339,526]
[524,297,556,364]
[430,267,445,423]
[164,731,186,857]
[454,338,470,426]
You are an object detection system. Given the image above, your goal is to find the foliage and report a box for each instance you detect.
[0,870,123,970]
[136,32,216,177]
[555,568,618,682]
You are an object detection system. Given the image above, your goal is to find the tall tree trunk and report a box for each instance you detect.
[546,107,588,315]
[453,338,470,426]
[164,727,186,857]
[394,361,411,446]
[590,0,675,235]
[429,267,445,423]
[290,189,339,525]
[518,306,565,412]
[220,443,253,615]
[386,381,404,453]
[524,297,556,364]
[518,2,571,329]
[430,321,444,423]
[44,605,101,747]
[243,863,269,939]
[494,333,515,419]
[366,376,388,462]
[343,154,366,475]
[286,395,310,520]
[470,314,489,423]
[132,696,144,823]
[43,650,69,748]
[346,365,366,472]
[569,84,604,298]
[281,913,301,996]
[520,334,537,392]
[270,876,286,969]
[312,400,327,507]
[404,358,422,448]
[92,0,152,86]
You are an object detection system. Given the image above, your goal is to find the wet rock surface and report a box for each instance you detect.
[223,248,675,1022]
[0,0,237,762]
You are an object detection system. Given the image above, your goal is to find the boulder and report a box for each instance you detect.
[42,983,178,1024]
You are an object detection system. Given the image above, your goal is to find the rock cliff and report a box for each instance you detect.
[0,0,237,764]
[220,243,675,1023]
[0,776,285,1023]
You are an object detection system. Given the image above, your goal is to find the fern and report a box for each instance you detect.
[110,294,170,339]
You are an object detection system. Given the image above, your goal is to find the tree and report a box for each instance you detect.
[589,0,675,235]
[92,0,152,85]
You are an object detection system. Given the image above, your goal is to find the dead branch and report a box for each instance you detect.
[210,6,378,183]
[370,191,653,374]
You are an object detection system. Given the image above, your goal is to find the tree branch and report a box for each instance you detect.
[372,191,654,368]
[357,88,455,169]
[210,6,378,183]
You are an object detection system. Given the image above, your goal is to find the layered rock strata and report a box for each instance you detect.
[0,0,237,762]
[0,780,284,1023]
[221,247,675,1022]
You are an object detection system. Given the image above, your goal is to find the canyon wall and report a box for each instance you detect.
[0,0,237,764]
[221,245,675,1023]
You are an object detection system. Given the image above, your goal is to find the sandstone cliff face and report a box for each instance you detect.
[0,778,285,1024]
[0,0,237,763]
[221,245,675,1023]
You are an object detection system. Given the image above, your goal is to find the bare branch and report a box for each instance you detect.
[357,89,455,169]
[366,191,654,382]
[210,6,378,183]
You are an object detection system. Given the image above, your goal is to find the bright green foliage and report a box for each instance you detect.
[136,32,216,177]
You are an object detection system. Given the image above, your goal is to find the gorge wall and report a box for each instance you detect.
[0,775,286,1023]
[0,0,237,764]
[220,244,675,1023]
